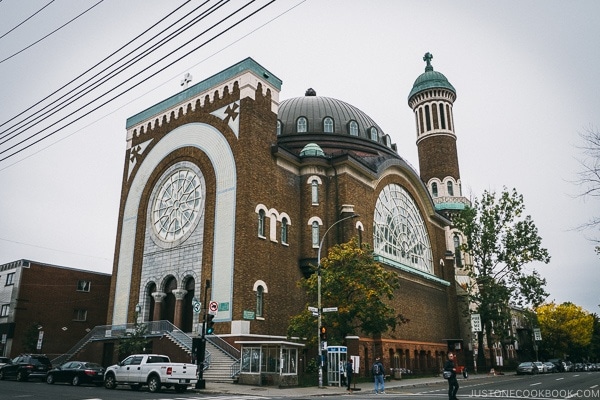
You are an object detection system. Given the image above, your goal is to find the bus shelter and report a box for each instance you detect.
[235,340,304,387]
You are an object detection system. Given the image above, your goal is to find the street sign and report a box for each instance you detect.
[308,306,318,312]
[208,300,219,315]
[533,328,542,341]
[471,314,482,332]
[192,297,201,313]
[323,307,338,312]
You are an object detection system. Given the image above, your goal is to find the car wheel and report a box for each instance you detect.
[147,375,161,393]
[463,369,468,379]
[72,375,80,386]
[16,370,27,382]
[174,384,187,393]
[104,373,116,389]
[46,374,55,384]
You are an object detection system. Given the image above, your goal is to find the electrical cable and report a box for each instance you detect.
[0,0,55,40]
[0,1,104,64]
[0,0,277,163]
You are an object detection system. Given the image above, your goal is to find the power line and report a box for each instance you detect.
[0,1,104,64]
[0,1,276,163]
[0,0,55,41]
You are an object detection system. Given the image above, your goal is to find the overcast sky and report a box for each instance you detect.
[0,0,598,313]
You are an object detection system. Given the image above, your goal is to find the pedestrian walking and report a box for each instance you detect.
[444,352,460,400]
[346,358,354,392]
[372,356,385,394]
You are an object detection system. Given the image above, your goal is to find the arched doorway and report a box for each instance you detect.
[146,282,156,321]
[164,276,177,324]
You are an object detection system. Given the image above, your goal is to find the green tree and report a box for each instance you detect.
[117,318,149,358]
[287,238,407,346]
[536,302,594,359]
[453,188,550,368]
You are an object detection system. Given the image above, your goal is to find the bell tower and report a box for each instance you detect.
[408,52,469,221]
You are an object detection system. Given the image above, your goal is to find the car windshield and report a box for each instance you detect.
[31,357,51,366]
[83,363,102,369]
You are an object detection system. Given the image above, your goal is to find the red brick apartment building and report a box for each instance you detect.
[0,259,111,360]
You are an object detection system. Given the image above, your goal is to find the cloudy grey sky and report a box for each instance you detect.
[0,0,598,313]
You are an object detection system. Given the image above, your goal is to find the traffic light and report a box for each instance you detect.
[319,326,327,341]
[206,314,215,335]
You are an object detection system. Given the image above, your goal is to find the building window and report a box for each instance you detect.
[0,304,9,317]
[312,221,320,247]
[281,218,288,244]
[453,235,462,267]
[5,273,14,286]
[439,104,446,129]
[424,105,431,131]
[431,182,438,197]
[370,127,378,141]
[258,209,266,237]
[323,117,334,133]
[77,280,91,292]
[311,180,319,204]
[73,309,87,321]
[276,120,282,136]
[418,108,424,134]
[447,181,454,196]
[296,117,307,133]
[256,285,264,317]
[349,120,358,136]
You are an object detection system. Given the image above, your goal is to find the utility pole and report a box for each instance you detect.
[195,279,211,389]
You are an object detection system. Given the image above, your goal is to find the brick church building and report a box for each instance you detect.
[107,54,469,377]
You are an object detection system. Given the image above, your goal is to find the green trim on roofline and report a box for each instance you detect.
[126,57,281,129]
[434,202,466,211]
[373,254,451,287]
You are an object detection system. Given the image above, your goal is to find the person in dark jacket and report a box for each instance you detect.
[444,352,459,400]
[346,358,354,392]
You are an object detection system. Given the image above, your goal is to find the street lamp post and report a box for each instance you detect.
[317,213,359,388]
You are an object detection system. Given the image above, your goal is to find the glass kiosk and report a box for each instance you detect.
[326,345,347,386]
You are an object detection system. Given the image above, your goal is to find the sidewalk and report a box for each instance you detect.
[193,372,502,397]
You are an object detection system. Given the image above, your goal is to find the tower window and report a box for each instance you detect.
[447,181,454,196]
[446,104,452,131]
[297,117,307,133]
[276,120,282,135]
[439,104,446,129]
[453,235,462,267]
[432,103,439,129]
[431,182,438,197]
[311,180,319,204]
[424,106,431,131]
[418,108,424,134]
[323,117,334,133]
[349,120,359,136]
[258,210,266,237]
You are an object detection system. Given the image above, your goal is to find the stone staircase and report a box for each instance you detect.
[202,339,239,383]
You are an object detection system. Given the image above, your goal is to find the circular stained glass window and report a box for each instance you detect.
[373,183,433,274]
[151,165,204,243]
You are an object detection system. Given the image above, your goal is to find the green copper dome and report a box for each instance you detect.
[299,142,325,157]
[408,52,455,100]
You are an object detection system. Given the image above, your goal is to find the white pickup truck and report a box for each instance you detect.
[103,354,198,393]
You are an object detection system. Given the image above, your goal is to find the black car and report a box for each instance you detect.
[516,361,539,375]
[0,354,52,381]
[46,361,105,386]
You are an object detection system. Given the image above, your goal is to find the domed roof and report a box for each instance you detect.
[408,52,455,100]
[277,89,386,138]
[299,143,325,158]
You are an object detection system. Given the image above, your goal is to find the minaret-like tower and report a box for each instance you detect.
[408,52,469,220]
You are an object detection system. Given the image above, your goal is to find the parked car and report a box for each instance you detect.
[548,358,565,372]
[0,354,52,381]
[543,362,557,373]
[564,361,574,372]
[0,357,11,368]
[534,361,547,373]
[516,361,539,375]
[46,361,105,386]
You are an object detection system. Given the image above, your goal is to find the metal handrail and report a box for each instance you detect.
[206,334,240,360]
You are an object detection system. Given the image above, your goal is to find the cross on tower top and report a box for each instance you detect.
[423,52,433,71]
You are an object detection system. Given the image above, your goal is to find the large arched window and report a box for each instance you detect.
[297,117,307,133]
[323,117,334,133]
[373,183,433,273]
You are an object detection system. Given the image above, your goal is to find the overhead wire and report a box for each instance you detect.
[0,0,277,163]
[0,0,55,41]
[0,0,104,64]
[0,0,217,142]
